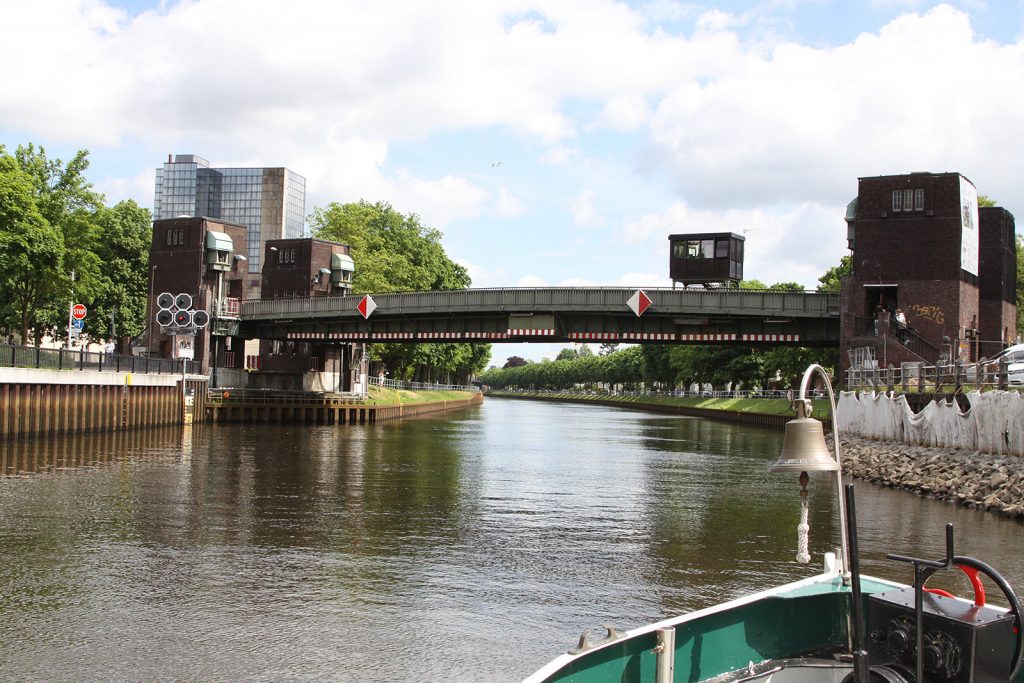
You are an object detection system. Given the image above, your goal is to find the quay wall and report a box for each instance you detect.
[206,392,483,425]
[0,369,207,439]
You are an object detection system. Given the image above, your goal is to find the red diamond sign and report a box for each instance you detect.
[357,295,377,319]
[627,289,652,317]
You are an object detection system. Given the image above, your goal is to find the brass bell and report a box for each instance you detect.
[772,399,839,473]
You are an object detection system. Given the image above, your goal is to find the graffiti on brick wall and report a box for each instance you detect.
[909,304,944,325]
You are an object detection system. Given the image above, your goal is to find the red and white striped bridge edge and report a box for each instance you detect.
[463,331,508,339]
[677,333,737,341]
[419,332,462,339]
[568,332,619,341]
[620,332,676,341]
[372,332,415,340]
[289,332,366,340]
[506,328,557,336]
[740,333,800,342]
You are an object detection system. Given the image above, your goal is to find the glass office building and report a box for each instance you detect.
[154,154,307,282]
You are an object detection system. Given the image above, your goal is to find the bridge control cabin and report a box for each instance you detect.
[668,232,744,288]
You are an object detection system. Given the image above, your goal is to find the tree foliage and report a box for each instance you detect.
[817,255,852,292]
[481,278,841,391]
[309,200,489,381]
[0,144,152,347]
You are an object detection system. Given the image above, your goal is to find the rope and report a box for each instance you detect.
[796,498,811,564]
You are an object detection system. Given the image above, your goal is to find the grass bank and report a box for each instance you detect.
[485,390,830,422]
[363,386,479,405]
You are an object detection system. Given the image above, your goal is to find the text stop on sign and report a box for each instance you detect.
[72,303,87,319]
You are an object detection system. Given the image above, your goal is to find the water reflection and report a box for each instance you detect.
[0,399,1019,682]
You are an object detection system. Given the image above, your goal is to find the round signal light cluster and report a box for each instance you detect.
[156,292,209,330]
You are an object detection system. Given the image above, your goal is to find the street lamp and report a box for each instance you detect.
[149,265,157,355]
[771,363,850,583]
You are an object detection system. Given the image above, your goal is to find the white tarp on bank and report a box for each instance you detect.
[837,390,1024,455]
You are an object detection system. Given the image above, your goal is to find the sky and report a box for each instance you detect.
[2,0,1023,364]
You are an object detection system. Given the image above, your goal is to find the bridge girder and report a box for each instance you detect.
[230,287,840,346]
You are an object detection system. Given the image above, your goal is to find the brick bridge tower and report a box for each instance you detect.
[840,172,1016,379]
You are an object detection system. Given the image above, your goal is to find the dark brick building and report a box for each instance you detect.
[147,216,249,373]
[841,172,1016,376]
[258,238,359,389]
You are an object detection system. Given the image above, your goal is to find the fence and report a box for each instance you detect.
[0,344,192,375]
[845,357,1018,392]
[368,376,480,393]
[488,387,817,400]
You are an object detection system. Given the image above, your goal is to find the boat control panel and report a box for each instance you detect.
[866,586,1015,682]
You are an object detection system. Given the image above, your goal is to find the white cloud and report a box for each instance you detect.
[516,274,549,287]
[458,260,509,289]
[645,5,1024,211]
[538,145,581,166]
[594,95,651,131]
[570,189,602,228]
[621,200,845,289]
[3,1,1023,294]
[96,166,156,207]
[494,187,526,217]
[390,170,490,227]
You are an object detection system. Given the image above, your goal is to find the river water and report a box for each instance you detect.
[0,398,1020,682]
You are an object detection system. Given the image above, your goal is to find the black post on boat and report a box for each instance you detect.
[843,484,870,683]
[886,523,955,683]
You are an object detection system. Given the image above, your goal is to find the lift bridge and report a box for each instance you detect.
[232,287,840,346]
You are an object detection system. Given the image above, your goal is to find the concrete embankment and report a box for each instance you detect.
[837,435,1024,519]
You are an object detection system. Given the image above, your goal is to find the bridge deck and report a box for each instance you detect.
[235,287,840,345]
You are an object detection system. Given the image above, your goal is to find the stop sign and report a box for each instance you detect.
[72,303,87,320]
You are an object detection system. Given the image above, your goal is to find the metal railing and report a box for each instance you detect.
[0,343,192,375]
[207,388,365,406]
[368,376,480,393]
[214,298,240,318]
[846,357,1019,392]
[241,287,840,321]
[486,387,816,399]
[853,316,939,360]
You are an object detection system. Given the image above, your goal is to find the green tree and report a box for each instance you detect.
[0,151,64,342]
[503,356,529,368]
[91,200,152,342]
[309,200,469,293]
[6,144,104,343]
[309,199,489,380]
[817,255,852,292]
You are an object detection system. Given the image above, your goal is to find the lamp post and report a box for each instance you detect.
[771,363,850,584]
[149,265,157,355]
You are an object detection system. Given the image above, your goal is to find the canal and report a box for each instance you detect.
[0,398,1020,681]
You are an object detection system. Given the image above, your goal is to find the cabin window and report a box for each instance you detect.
[914,188,924,211]
[715,239,729,258]
[903,189,914,213]
[892,191,902,212]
